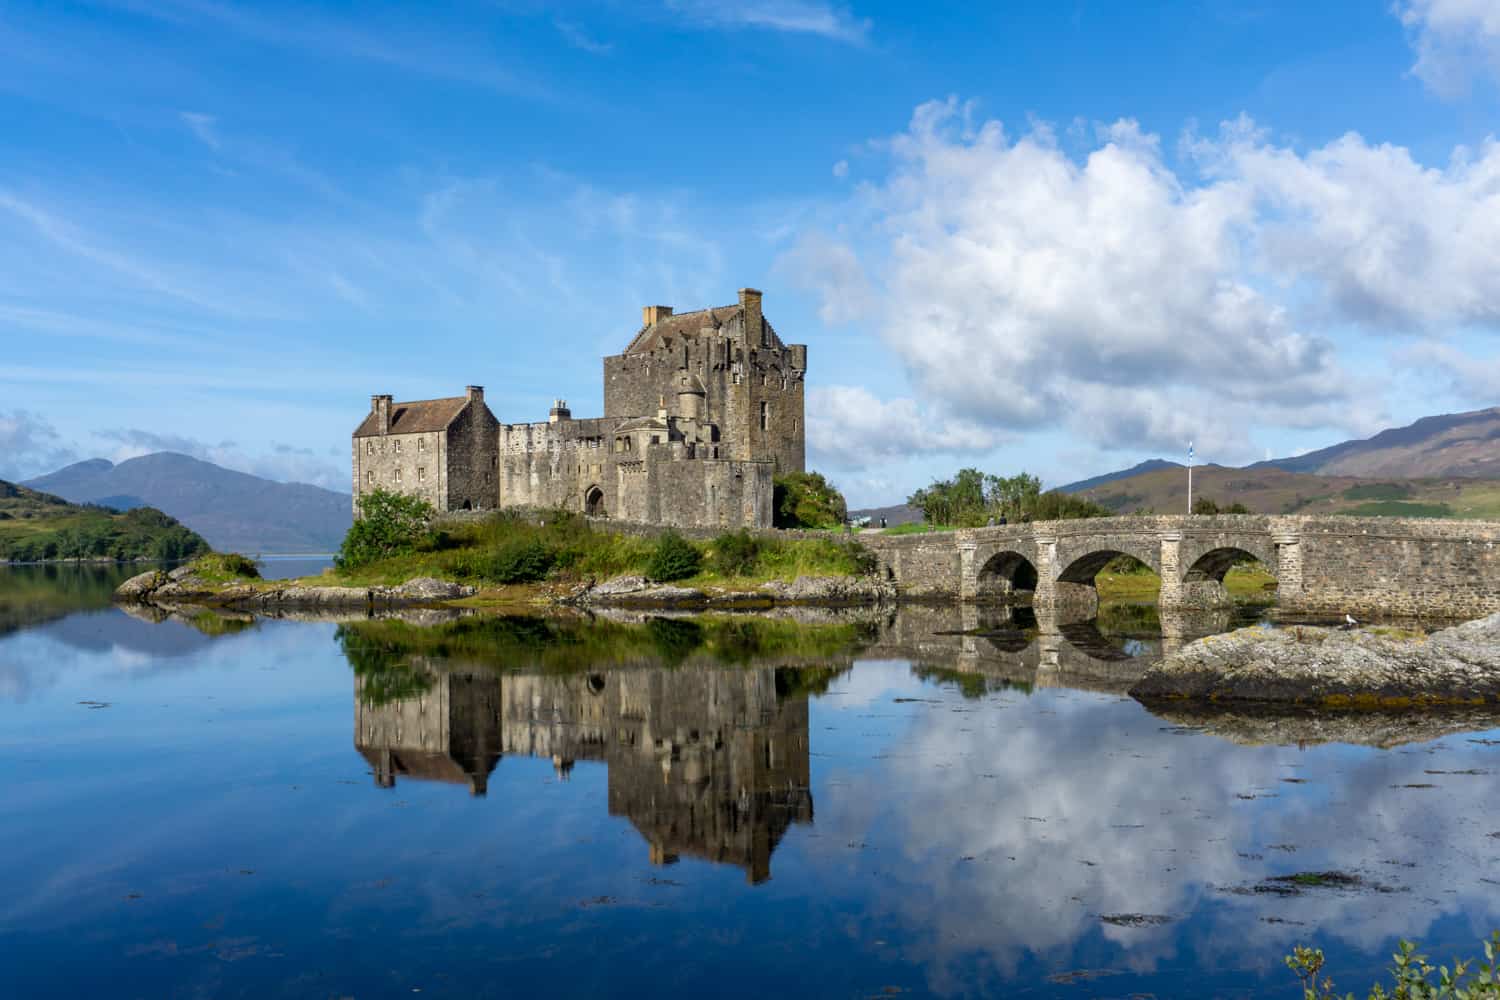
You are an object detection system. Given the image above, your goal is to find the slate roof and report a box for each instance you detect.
[353,396,469,438]
[624,304,742,353]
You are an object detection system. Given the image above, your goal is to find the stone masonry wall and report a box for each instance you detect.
[353,429,446,512]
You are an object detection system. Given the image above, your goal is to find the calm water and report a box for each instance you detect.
[2,566,1498,999]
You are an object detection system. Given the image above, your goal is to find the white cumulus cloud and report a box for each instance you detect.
[1397,0,1500,95]
[787,99,1498,465]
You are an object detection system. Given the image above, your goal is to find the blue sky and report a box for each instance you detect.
[2,0,1498,504]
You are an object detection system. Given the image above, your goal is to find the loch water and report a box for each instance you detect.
[2,565,1498,999]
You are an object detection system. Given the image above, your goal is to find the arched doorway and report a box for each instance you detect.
[585,486,606,517]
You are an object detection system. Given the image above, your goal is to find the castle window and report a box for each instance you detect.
[366,471,374,485]
[393,439,401,454]
[393,468,402,483]
[651,435,660,445]
[418,438,426,452]
[418,467,426,482]
[759,401,770,431]
[367,441,374,455]
[485,472,491,484]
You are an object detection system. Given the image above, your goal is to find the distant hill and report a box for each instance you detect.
[1251,406,1500,479]
[1059,459,1182,495]
[1069,464,1500,520]
[26,453,351,554]
[0,479,210,564]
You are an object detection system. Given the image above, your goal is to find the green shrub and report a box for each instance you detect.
[774,471,849,529]
[710,529,761,577]
[1287,931,1500,999]
[191,552,261,580]
[337,489,436,570]
[646,531,702,582]
[478,537,555,583]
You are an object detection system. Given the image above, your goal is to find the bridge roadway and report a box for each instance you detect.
[859,514,1500,619]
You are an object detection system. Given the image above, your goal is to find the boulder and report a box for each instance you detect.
[115,570,167,601]
[390,577,477,601]
[1131,612,1500,705]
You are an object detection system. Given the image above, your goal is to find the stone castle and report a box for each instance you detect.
[352,288,806,529]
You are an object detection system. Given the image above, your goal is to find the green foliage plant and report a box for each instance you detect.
[337,488,436,570]
[646,531,703,582]
[479,537,555,583]
[907,468,1106,527]
[710,529,761,577]
[1287,932,1500,999]
[774,471,848,529]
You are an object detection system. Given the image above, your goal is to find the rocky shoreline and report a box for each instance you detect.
[113,566,897,612]
[1131,612,1500,706]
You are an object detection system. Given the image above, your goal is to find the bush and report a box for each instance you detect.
[337,489,436,570]
[478,538,555,583]
[646,531,702,582]
[710,529,761,577]
[1288,932,1500,999]
[774,472,848,529]
[191,552,261,580]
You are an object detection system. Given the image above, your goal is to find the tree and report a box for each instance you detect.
[774,472,848,529]
[336,488,436,569]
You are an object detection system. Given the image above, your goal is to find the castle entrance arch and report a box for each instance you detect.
[585,486,606,517]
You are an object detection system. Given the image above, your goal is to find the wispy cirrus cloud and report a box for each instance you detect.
[554,19,613,55]
[665,0,871,44]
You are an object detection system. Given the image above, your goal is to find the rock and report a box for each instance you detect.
[390,577,477,601]
[1131,613,1500,705]
[590,576,652,597]
[755,575,897,605]
[115,570,167,601]
[167,564,199,581]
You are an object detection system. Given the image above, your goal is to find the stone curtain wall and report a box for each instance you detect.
[860,515,1500,618]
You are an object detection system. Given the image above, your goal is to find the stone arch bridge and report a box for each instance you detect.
[861,515,1500,619]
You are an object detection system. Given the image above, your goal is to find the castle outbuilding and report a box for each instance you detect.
[354,288,807,529]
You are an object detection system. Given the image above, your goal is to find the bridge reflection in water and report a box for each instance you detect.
[355,662,815,884]
[860,602,1250,697]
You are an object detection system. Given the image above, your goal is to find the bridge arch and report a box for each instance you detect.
[1179,535,1279,583]
[976,549,1038,599]
[1184,545,1278,584]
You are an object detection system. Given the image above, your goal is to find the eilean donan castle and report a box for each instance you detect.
[353,288,806,529]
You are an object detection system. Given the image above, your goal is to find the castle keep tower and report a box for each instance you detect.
[604,288,806,473]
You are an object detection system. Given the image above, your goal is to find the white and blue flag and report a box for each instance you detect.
[1188,442,1194,464]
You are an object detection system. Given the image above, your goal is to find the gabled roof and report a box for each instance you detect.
[623,304,741,353]
[622,304,786,356]
[353,396,469,438]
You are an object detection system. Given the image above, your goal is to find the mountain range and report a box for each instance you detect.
[1057,406,1500,519]
[25,452,351,554]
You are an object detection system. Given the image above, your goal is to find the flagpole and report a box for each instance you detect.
[1187,441,1194,514]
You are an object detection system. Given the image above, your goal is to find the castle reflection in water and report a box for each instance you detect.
[355,665,813,884]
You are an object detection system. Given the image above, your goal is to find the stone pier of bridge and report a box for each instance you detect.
[861,514,1500,620]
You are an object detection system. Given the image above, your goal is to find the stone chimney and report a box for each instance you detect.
[466,385,484,403]
[549,398,571,423]
[738,288,763,344]
[642,304,673,326]
[371,394,393,435]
